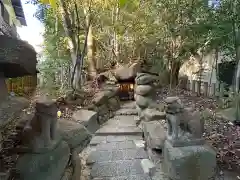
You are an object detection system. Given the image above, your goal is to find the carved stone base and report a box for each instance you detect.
[163,140,216,180]
[58,119,91,152]
[18,135,62,154]
[167,136,205,148]
[71,150,82,180]
[72,110,99,134]
[142,121,166,150]
[143,108,166,122]
[16,140,70,180]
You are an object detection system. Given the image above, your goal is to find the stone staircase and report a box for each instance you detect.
[82,100,237,180]
[86,101,156,180]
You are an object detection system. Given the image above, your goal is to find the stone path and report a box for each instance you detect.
[86,101,154,180]
[83,101,238,180]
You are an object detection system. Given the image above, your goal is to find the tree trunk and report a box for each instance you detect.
[214,47,220,91]
[87,23,97,79]
[170,61,181,87]
[71,54,81,90]
[112,5,119,62]
[234,41,240,93]
[235,47,240,92]
[58,0,81,90]
[60,65,64,89]
[233,0,240,93]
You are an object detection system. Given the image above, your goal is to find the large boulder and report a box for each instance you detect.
[97,104,110,124]
[135,94,152,109]
[96,70,117,84]
[114,62,141,81]
[108,97,121,112]
[16,140,70,180]
[135,73,157,85]
[58,119,92,153]
[72,109,99,133]
[135,85,154,96]
[92,89,118,106]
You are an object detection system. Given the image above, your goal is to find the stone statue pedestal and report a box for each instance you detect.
[16,140,70,180]
[163,140,216,180]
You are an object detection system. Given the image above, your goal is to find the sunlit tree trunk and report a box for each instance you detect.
[112,4,119,63]
[232,0,240,92]
[87,21,97,79]
[59,0,81,89]
[234,31,240,92]
[169,60,181,88]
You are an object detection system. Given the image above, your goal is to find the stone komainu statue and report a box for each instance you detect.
[178,110,204,139]
[165,97,205,145]
[21,98,58,152]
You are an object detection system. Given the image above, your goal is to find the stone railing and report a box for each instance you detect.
[0,15,18,37]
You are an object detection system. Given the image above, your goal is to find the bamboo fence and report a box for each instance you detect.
[5,75,37,96]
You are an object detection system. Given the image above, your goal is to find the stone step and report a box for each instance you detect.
[90,135,143,146]
[104,116,139,127]
[90,136,107,146]
[95,140,145,151]
[95,126,142,136]
[72,109,99,134]
[87,147,148,164]
[92,175,151,180]
[120,101,136,109]
[115,108,138,116]
[90,159,150,178]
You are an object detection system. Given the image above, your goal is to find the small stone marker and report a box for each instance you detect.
[141,159,156,176]
[134,139,145,148]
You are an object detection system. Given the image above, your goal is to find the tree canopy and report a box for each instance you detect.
[33,0,240,89]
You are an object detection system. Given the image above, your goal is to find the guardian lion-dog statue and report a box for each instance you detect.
[165,97,205,147]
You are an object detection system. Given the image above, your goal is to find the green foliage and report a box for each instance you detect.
[42,8,70,61]
[32,0,240,87]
